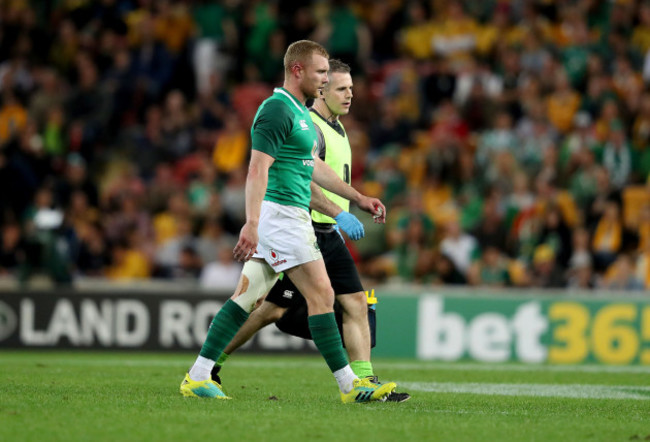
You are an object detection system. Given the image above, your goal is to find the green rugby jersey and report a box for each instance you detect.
[251,87,318,210]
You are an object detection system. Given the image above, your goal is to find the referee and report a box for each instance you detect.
[212,59,409,402]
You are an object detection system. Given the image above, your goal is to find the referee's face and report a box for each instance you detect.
[300,54,330,100]
[323,72,353,116]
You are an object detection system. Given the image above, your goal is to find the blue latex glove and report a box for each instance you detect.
[334,211,365,240]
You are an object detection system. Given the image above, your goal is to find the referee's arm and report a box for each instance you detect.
[309,182,344,218]
[312,158,386,222]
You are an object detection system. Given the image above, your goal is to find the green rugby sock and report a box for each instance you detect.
[199,300,249,361]
[308,313,349,372]
[350,360,374,378]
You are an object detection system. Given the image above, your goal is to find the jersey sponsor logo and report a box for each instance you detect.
[283,290,293,299]
[303,141,318,167]
[299,119,309,130]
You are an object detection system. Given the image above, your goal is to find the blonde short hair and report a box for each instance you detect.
[284,40,329,74]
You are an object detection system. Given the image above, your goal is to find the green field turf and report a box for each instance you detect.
[1,351,649,441]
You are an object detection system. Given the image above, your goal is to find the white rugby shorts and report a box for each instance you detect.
[252,200,322,272]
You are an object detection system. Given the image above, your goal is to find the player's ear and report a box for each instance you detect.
[291,63,302,78]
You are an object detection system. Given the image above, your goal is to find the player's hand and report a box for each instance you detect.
[357,196,386,224]
[334,211,365,240]
[233,222,258,262]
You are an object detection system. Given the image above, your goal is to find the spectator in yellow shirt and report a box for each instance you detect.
[430,1,479,67]
[106,239,151,280]
[476,4,526,57]
[212,114,248,175]
[154,0,195,55]
[592,200,623,271]
[547,69,581,134]
[0,90,27,145]
[636,204,650,252]
[631,2,650,54]
[399,1,435,60]
[153,191,191,245]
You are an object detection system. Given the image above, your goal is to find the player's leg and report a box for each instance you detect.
[212,274,297,380]
[211,302,287,381]
[224,302,287,354]
[181,258,278,398]
[285,259,395,402]
[252,201,393,402]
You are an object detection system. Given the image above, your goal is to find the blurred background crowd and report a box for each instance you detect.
[0,0,649,291]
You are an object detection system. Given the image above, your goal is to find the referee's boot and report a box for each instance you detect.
[365,376,411,403]
[340,377,396,404]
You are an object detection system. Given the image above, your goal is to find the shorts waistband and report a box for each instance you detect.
[312,221,335,233]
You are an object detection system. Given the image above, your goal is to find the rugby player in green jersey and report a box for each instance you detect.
[210,59,409,402]
[180,40,395,403]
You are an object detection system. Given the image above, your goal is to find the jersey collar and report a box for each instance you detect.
[274,88,306,113]
[310,108,345,138]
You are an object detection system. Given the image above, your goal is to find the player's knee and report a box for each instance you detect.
[305,284,335,313]
[231,259,278,313]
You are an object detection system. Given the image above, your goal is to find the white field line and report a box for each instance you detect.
[378,361,650,374]
[401,381,650,401]
[14,357,650,374]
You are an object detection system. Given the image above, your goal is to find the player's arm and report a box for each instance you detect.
[234,100,291,261]
[233,150,274,261]
[245,151,274,225]
[312,157,387,223]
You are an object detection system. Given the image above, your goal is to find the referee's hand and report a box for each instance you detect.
[334,211,365,240]
[233,222,258,262]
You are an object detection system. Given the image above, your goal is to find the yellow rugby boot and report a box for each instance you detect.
[340,377,396,404]
[179,373,231,399]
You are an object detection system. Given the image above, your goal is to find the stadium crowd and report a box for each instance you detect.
[0,0,649,290]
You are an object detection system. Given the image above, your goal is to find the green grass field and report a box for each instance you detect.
[1,351,649,441]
